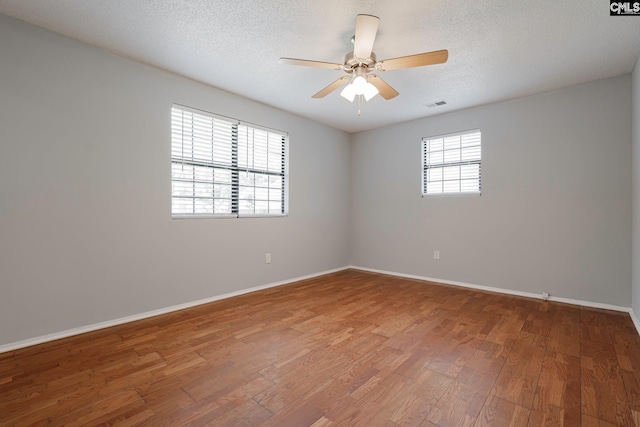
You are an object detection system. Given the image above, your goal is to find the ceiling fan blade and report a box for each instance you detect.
[312,76,350,98]
[368,74,399,100]
[279,57,343,70]
[376,49,449,71]
[353,14,379,59]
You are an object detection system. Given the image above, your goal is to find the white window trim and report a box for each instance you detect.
[421,129,482,197]
[171,104,289,218]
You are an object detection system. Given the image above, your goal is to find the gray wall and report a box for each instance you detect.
[633,56,640,316]
[0,15,351,346]
[350,75,632,306]
[0,13,636,348]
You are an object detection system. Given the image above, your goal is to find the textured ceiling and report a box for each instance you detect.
[1,0,639,133]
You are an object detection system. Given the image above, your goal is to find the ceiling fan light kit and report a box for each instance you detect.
[340,67,379,102]
[278,14,449,112]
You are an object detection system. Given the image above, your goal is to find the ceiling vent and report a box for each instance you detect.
[426,100,447,108]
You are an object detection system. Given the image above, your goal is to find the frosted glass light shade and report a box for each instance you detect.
[363,82,379,101]
[352,76,367,94]
[340,83,356,102]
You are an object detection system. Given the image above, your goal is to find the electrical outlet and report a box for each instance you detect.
[265,253,271,264]
[433,250,440,260]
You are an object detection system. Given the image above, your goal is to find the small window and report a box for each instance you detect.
[171,105,288,218]
[422,129,481,196]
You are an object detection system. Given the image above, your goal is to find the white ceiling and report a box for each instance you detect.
[1,1,639,133]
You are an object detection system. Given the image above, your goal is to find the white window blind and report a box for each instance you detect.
[422,129,481,195]
[171,105,288,217]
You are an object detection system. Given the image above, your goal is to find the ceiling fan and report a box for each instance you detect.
[279,14,448,103]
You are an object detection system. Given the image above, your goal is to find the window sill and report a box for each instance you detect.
[172,213,288,219]
[421,191,481,198]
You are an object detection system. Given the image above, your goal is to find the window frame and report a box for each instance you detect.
[171,104,289,219]
[421,129,482,197]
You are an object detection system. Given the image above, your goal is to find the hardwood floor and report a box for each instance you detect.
[1,269,640,426]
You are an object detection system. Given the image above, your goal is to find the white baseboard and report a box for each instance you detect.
[349,265,638,328]
[629,310,640,336]
[4,265,639,354]
[0,266,350,354]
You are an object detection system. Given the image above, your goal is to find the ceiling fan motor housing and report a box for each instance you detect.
[344,51,376,70]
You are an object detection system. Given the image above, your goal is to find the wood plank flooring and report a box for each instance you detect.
[1,269,640,426]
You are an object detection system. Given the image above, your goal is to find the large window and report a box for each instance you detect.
[171,105,288,218]
[422,129,481,195]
